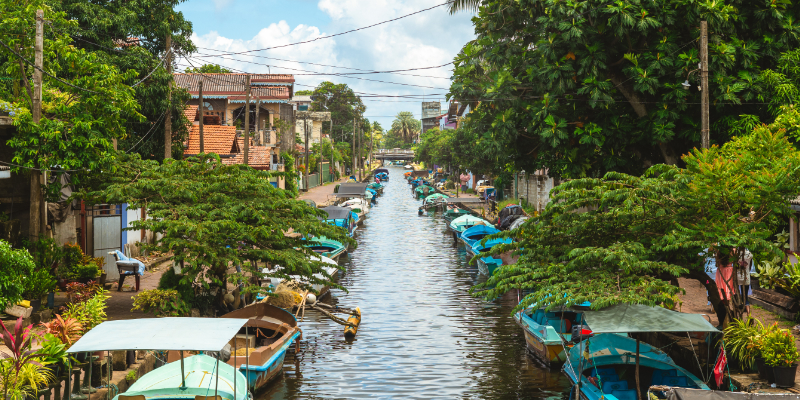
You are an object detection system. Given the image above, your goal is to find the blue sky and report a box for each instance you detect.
[176,0,475,128]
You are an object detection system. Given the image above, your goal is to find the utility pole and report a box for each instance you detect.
[304,117,309,191]
[254,98,260,144]
[198,80,204,153]
[370,125,374,170]
[351,117,356,179]
[243,75,251,165]
[330,129,335,184]
[164,34,172,159]
[700,20,709,149]
[29,9,45,240]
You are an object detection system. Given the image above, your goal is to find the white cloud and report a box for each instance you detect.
[211,0,234,11]
[187,0,475,127]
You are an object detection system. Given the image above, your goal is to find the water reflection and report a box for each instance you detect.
[260,166,572,399]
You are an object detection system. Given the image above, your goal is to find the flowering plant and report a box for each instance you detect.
[761,328,800,367]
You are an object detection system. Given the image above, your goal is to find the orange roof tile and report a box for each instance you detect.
[183,105,198,123]
[222,146,272,169]
[185,125,238,155]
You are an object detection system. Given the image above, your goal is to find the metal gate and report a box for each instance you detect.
[92,208,121,281]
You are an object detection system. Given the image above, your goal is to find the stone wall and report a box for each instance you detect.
[513,172,559,212]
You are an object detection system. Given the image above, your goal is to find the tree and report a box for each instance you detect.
[371,121,384,149]
[0,1,142,236]
[294,90,313,96]
[474,107,800,326]
[79,153,355,304]
[308,81,365,144]
[50,0,196,160]
[390,111,421,144]
[184,64,232,74]
[449,0,800,179]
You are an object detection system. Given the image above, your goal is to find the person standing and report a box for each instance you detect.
[737,248,753,313]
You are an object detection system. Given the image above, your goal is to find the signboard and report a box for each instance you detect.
[421,102,441,119]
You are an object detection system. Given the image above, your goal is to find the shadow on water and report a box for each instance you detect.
[259,166,573,399]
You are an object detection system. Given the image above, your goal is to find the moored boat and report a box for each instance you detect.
[515,305,588,367]
[459,224,500,251]
[320,206,358,236]
[444,207,472,223]
[471,236,513,275]
[304,236,347,260]
[341,198,370,218]
[448,214,491,240]
[221,303,302,392]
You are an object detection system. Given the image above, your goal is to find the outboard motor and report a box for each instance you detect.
[571,324,593,344]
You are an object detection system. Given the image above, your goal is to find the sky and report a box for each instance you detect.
[175,0,476,129]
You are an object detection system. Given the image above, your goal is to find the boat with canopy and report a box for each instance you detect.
[564,304,718,400]
[471,236,513,275]
[448,215,491,240]
[67,318,251,400]
[319,206,358,236]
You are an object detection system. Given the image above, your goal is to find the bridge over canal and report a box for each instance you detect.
[373,148,415,161]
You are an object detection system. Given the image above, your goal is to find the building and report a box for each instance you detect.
[441,100,471,130]
[289,95,312,111]
[421,101,441,133]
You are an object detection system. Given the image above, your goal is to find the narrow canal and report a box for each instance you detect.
[261,165,572,399]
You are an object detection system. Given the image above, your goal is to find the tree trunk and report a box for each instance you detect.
[608,72,680,165]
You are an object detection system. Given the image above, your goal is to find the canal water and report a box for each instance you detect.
[260,165,572,399]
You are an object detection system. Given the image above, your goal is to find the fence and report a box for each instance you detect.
[513,172,559,212]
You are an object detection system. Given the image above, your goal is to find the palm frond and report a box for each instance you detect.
[448,0,481,14]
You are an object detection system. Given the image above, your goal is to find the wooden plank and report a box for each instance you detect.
[751,288,799,311]
[750,297,797,320]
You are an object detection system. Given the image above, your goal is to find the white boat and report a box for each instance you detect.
[262,255,340,297]
[341,198,370,218]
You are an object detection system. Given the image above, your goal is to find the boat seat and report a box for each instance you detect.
[660,376,689,387]
[547,319,571,333]
[611,390,637,400]
[195,396,222,400]
[119,396,146,400]
[651,369,677,385]
[535,313,547,325]
[602,380,628,393]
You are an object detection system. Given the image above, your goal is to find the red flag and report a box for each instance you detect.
[714,348,727,388]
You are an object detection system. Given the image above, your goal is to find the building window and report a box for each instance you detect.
[203,102,213,111]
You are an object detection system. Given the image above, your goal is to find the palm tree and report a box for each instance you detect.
[391,112,421,144]
[448,0,481,14]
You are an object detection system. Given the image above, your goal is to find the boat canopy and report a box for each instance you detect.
[320,206,353,220]
[667,388,800,400]
[374,168,389,174]
[67,317,249,353]
[583,304,719,334]
[334,183,369,198]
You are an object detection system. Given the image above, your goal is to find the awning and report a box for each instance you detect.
[67,318,248,353]
[320,206,352,220]
[334,183,368,198]
[668,388,800,400]
[583,304,719,333]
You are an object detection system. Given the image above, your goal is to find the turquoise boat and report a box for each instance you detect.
[444,207,472,223]
[459,225,500,251]
[515,304,589,368]
[305,236,347,260]
[414,185,435,199]
[448,215,491,240]
[320,206,358,236]
[66,318,252,400]
[564,304,718,400]
[221,303,302,392]
[471,236,512,275]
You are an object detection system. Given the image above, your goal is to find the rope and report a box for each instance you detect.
[686,332,707,383]
[721,339,736,391]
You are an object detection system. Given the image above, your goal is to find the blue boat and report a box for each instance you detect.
[448,215,491,240]
[515,303,590,368]
[304,236,348,260]
[470,236,512,275]
[374,168,389,181]
[459,225,500,250]
[565,304,718,400]
[320,206,358,236]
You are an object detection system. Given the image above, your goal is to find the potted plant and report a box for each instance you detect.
[760,327,800,387]
[35,333,71,378]
[22,268,57,312]
[57,243,103,285]
[723,317,763,373]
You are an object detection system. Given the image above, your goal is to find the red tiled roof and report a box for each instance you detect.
[184,125,238,155]
[173,74,292,100]
[295,144,305,153]
[222,146,272,169]
[183,105,198,123]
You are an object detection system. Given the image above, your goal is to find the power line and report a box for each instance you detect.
[195,1,454,57]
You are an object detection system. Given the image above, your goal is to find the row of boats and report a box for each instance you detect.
[70,170,397,400]
[404,169,747,400]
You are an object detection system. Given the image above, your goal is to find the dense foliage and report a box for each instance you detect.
[474,109,800,325]
[79,153,355,305]
[448,0,800,178]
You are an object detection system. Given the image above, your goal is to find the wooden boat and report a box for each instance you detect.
[444,207,472,223]
[304,236,347,261]
[374,168,389,181]
[342,198,370,218]
[448,215,491,240]
[564,305,716,400]
[221,303,302,392]
[263,255,341,298]
[367,182,385,194]
[67,318,250,400]
[459,224,499,250]
[414,185,434,199]
[471,236,512,275]
[320,206,358,236]
[515,306,586,367]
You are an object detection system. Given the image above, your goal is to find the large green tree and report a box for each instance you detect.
[308,81,365,144]
[50,0,195,160]
[80,153,355,303]
[390,111,421,144]
[449,0,800,178]
[474,107,800,326]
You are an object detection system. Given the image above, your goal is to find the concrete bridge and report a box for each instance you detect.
[373,148,415,161]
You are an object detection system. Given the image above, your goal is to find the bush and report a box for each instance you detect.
[57,243,102,281]
[131,289,190,317]
[63,292,108,333]
[0,240,29,310]
[761,327,800,367]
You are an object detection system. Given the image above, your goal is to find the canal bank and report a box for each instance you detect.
[266,165,571,399]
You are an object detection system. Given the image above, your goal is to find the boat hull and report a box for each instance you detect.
[477,257,502,276]
[239,330,302,392]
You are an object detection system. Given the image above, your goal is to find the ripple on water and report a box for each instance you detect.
[258,166,572,400]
